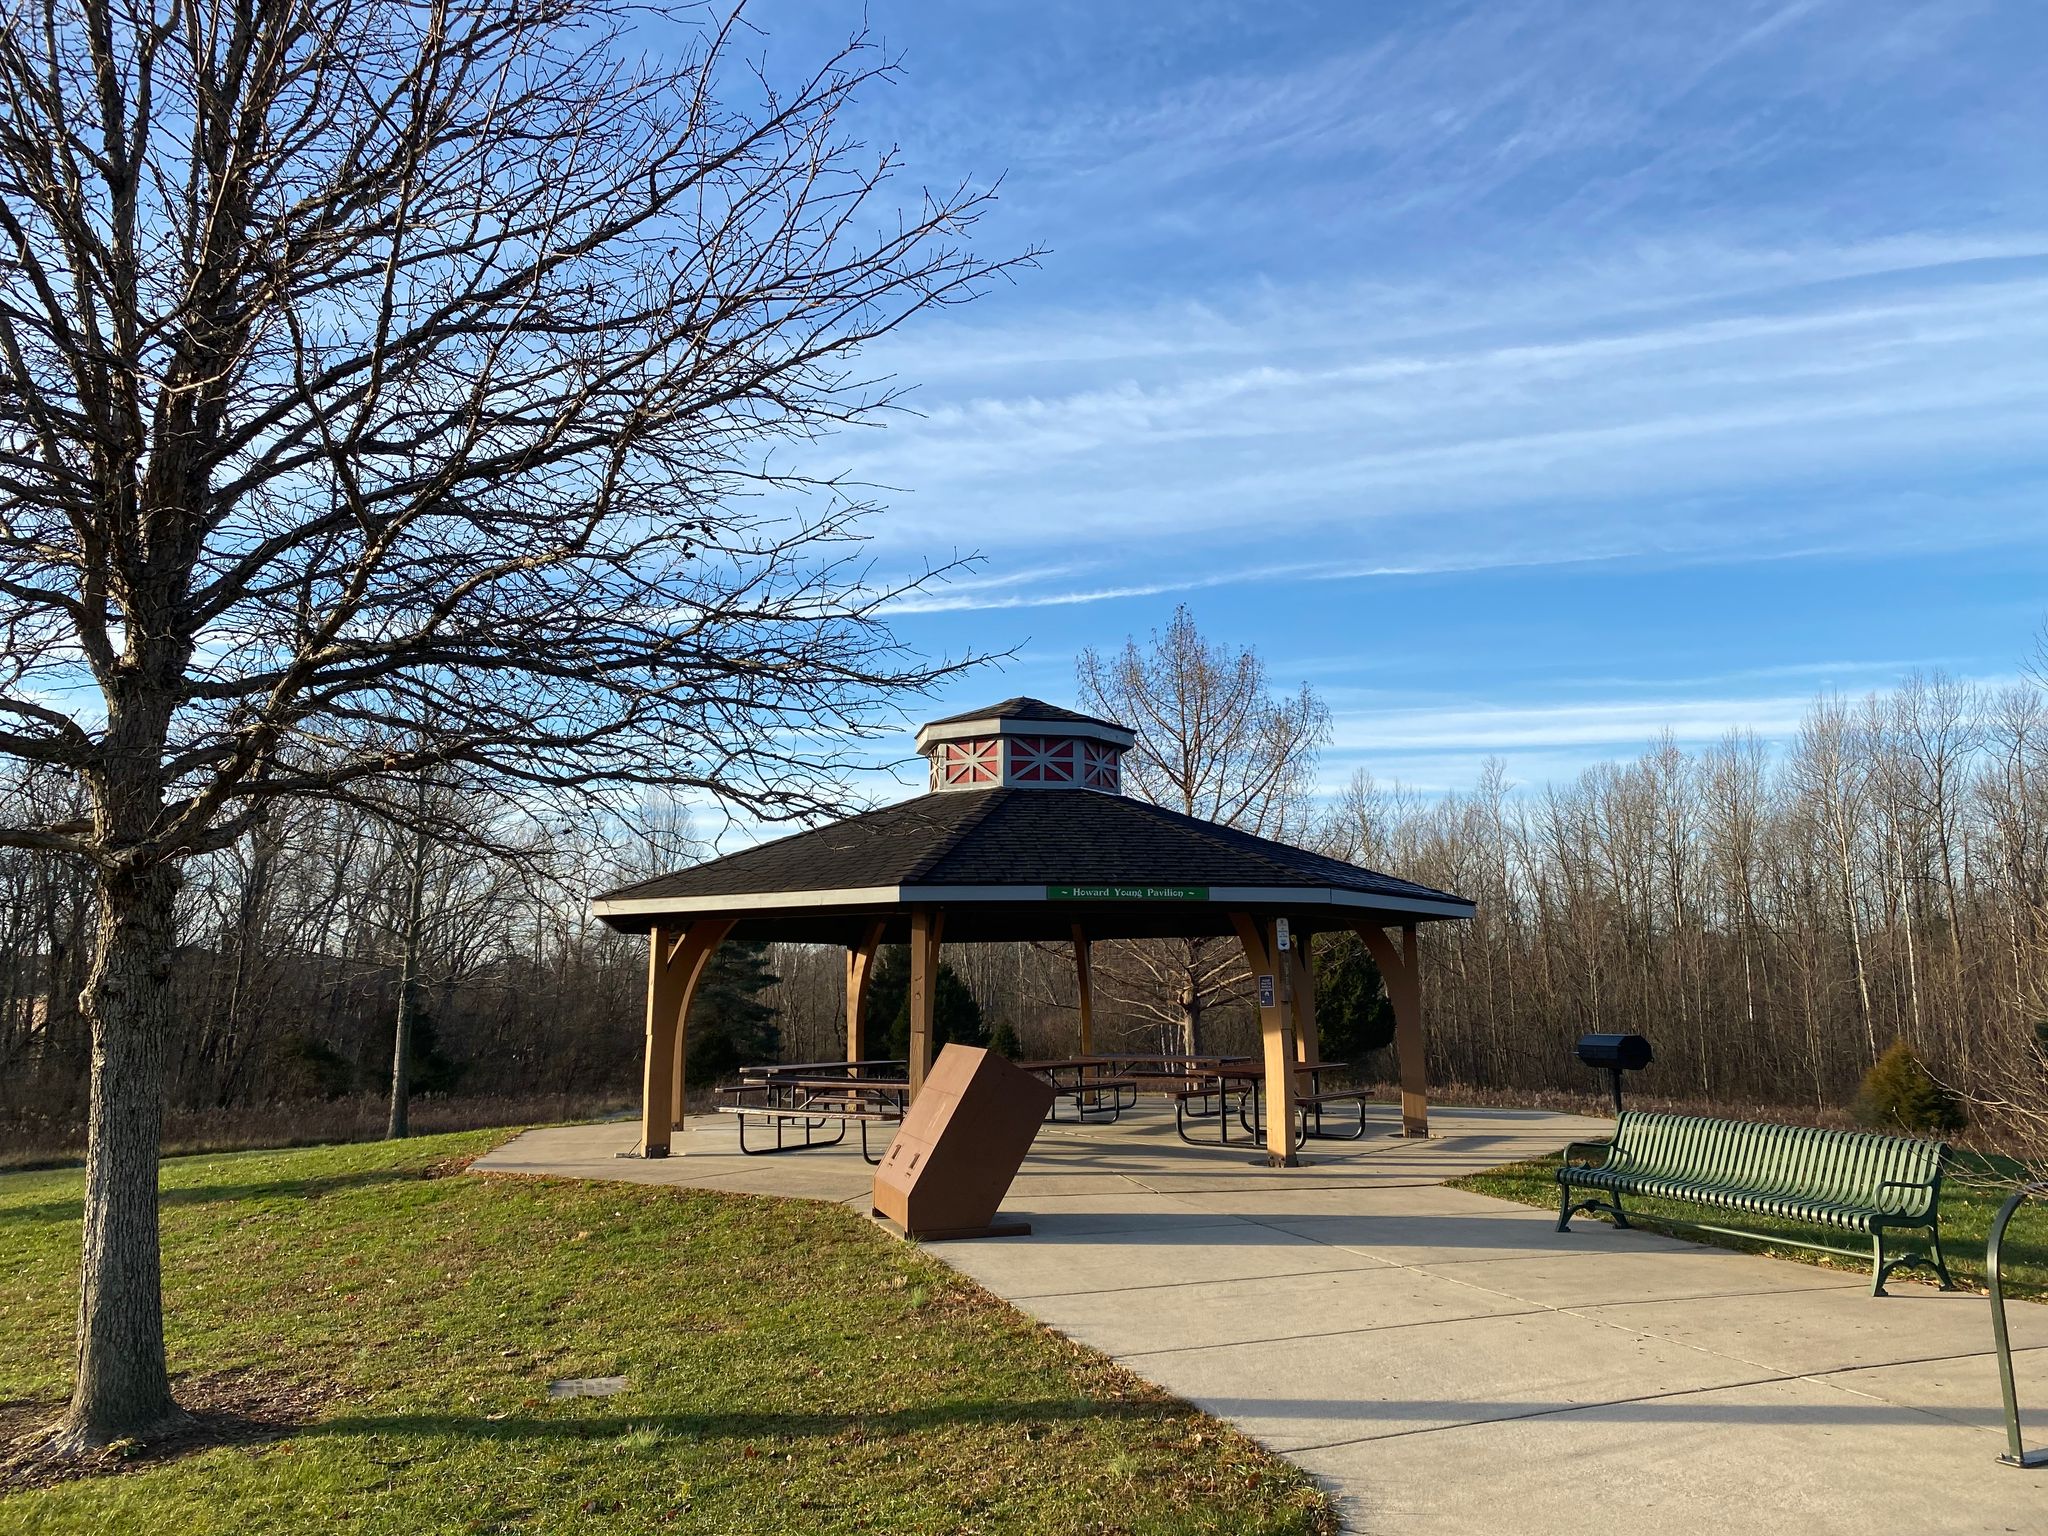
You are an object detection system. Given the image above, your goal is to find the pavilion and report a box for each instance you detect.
[590,698,1475,1166]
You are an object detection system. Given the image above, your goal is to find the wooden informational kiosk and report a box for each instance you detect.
[872,1045,1054,1240]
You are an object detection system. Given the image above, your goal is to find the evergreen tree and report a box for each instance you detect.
[1853,1041,1967,1135]
[686,941,781,1082]
[1313,934,1396,1061]
[882,957,988,1057]
[863,945,911,1060]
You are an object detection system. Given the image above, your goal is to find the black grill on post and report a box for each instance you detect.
[1576,1033,1653,1115]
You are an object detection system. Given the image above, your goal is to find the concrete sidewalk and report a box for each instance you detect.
[478,1104,2048,1534]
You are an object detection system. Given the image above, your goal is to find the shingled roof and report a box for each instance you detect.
[920,697,1126,731]
[592,787,1473,944]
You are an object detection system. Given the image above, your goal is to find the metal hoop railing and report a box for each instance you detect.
[1988,1180,2048,1468]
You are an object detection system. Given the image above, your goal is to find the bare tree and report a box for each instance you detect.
[0,1,1025,1455]
[1075,607,1330,1050]
[1789,697,1878,1061]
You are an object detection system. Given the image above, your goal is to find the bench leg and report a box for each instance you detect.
[1557,1181,1629,1233]
[1871,1224,1955,1296]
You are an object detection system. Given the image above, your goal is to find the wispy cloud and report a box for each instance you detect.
[855,264,2048,528]
[760,0,2048,800]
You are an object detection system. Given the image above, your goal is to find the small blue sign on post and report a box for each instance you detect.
[1257,974,1276,1008]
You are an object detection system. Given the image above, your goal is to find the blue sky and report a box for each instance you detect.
[752,1,2048,803]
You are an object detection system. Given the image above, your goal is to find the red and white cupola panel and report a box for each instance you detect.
[1079,739,1121,790]
[932,737,1001,789]
[1010,735,1078,784]
[914,699,1134,795]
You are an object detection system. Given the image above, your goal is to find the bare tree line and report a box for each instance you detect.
[11,660,2046,1157]
[1325,668,2048,1152]
[0,776,652,1140]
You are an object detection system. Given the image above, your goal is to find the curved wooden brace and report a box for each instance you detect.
[1355,922,1427,1137]
[638,917,735,1157]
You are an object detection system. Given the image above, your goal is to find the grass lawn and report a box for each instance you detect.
[0,1131,1332,1535]
[1451,1150,2048,1299]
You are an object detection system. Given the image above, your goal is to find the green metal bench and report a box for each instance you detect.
[1557,1110,1954,1296]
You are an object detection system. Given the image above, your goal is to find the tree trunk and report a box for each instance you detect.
[54,863,186,1453]
[387,823,429,1140]
[1177,949,1202,1055]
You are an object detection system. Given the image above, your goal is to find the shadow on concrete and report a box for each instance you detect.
[983,1207,1669,1255]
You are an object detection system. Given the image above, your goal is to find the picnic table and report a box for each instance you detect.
[738,1058,907,1082]
[718,1062,910,1164]
[1018,1054,1256,1124]
[1174,1060,1370,1145]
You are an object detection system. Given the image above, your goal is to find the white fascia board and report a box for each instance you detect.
[914,716,1136,752]
[590,885,904,918]
[1202,886,1477,919]
[591,882,1474,922]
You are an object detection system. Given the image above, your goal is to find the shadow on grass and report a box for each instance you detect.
[293,1373,2048,1451]
[0,1168,428,1227]
[302,1395,1175,1448]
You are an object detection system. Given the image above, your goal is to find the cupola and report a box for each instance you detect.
[914,698,1136,793]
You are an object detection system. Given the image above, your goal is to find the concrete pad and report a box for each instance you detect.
[1162,1189,1680,1268]
[990,1189,1226,1237]
[932,1215,1386,1301]
[1125,1306,1776,1453]
[1121,1147,1567,1195]
[1819,1347,2048,1440]
[1162,1181,1551,1224]
[1295,1373,2033,1536]
[1003,1179,1163,1204]
[1415,1245,1863,1308]
[1587,1284,2048,1376]
[474,1119,879,1201]
[1027,1262,1540,1359]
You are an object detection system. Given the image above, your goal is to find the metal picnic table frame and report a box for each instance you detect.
[1019,1053,1255,1124]
[1173,1060,1367,1146]
[719,1059,911,1165]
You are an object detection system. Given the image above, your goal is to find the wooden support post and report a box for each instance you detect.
[639,919,733,1156]
[1357,921,1428,1138]
[1071,923,1095,1056]
[1231,912,1299,1167]
[1289,937,1319,1064]
[908,907,945,1100]
[846,919,886,1064]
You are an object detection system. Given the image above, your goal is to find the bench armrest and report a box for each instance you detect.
[1877,1177,1938,1192]
[1562,1139,1612,1168]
